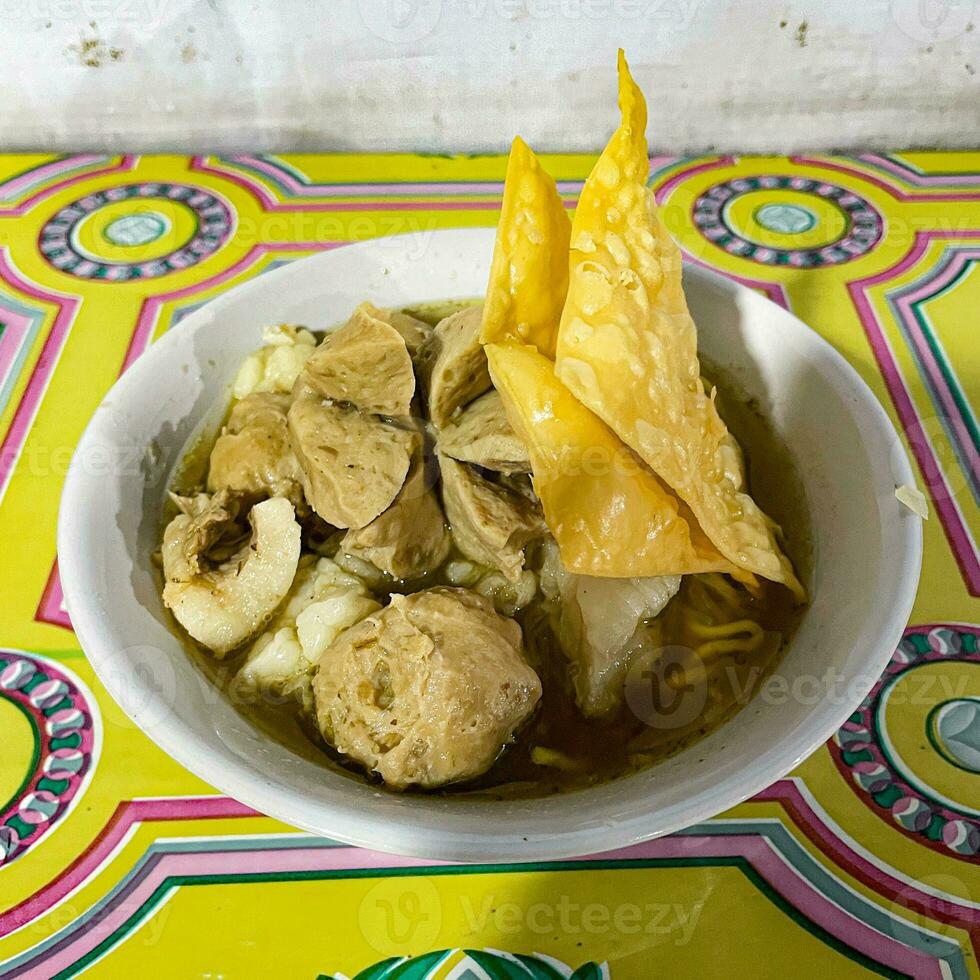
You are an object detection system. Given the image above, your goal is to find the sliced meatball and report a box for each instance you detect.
[425,305,490,426]
[539,539,681,717]
[439,452,545,582]
[342,451,450,580]
[437,389,530,473]
[287,395,416,529]
[207,393,305,506]
[313,587,541,789]
[297,310,415,417]
[356,302,432,360]
[495,469,538,503]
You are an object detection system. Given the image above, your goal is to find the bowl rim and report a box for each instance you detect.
[58,228,923,863]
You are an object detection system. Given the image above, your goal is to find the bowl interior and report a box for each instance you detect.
[58,228,921,862]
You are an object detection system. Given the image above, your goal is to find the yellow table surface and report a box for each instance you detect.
[0,152,978,979]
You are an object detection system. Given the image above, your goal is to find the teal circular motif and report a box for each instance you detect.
[334,950,606,979]
[692,175,883,267]
[39,182,233,280]
[754,202,817,234]
[830,625,980,859]
[103,212,169,247]
[929,698,980,773]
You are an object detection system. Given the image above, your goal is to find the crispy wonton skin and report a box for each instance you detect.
[486,343,738,578]
[480,136,571,359]
[554,52,803,599]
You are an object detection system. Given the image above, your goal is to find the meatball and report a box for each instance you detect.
[287,395,416,529]
[312,587,541,789]
[437,389,531,474]
[296,309,415,418]
[207,392,304,506]
[341,451,451,581]
[438,452,544,583]
[424,305,490,426]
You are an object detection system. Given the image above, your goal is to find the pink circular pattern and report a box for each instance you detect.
[38,182,233,280]
[830,625,980,860]
[0,650,98,866]
[692,174,883,267]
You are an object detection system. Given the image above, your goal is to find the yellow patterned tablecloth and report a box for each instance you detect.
[0,152,978,979]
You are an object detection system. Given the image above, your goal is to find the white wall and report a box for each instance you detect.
[1,0,978,153]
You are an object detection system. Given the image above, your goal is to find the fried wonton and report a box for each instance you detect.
[480,136,571,359]
[486,343,739,578]
[554,52,803,599]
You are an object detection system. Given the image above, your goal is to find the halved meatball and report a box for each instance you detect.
[437,389,530,474]
[207,393,304,506]
[297,309,415,417]
[287,395,417,529]
[355,302,432,361]
[424,305,490,426]
[438,452,545,582]
[341,451,450,581]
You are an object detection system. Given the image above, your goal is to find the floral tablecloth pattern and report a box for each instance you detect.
[0,151,977,979]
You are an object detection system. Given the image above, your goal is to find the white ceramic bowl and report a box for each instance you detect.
[58,228,922,862]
